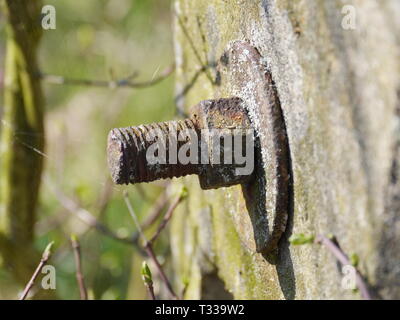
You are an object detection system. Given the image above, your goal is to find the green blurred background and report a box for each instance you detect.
[0,0,176,299]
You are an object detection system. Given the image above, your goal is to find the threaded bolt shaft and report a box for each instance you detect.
[107,97,254,189]
[107,118,200,184]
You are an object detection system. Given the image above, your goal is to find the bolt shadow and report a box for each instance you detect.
[242,137,296,300]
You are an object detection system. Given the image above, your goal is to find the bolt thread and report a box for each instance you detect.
[107,118,200,184]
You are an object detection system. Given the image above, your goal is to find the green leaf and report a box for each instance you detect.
[42,241,55,260]
[180,186,188,200]
[327,233,335,241]
[70,234,78,243]
[181,275,189,287]
[289,233,315,245]
[350,253,359,267]
[141,261,153,285]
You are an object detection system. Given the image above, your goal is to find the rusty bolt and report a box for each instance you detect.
[107,97,255,189]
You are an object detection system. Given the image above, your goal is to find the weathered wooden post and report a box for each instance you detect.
[170,0,400,299]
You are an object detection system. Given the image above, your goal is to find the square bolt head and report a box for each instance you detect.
[191,98,255,189]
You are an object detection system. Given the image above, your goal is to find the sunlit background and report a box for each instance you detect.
[0,0,177,299]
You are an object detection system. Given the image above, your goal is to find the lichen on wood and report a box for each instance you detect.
[171,0,400,299]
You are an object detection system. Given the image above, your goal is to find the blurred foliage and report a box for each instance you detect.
[288,233,315,246]
[0,0,176,299]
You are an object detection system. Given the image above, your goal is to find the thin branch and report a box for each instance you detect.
[149,193,183,244]
[146,282,156,300]
[47,179,151,260]
[131,188,170,243]
[123,191,148,243]
[39,64,174,89]
[144,243,178,300]
[140,189,169,230]
[146,281,156,300]
[176,14,214,84]
[315,235,372,300]
[20,242,54,300]
[36,179,113,235]
[95,179,114,220]
[70,235,88,300]
[123,191,179,300]
[47,179,138,246]
[135,184,153,202]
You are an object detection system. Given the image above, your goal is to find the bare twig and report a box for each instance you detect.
[48,179,138,246]
[123,191,180,300]
[123,191,148,243]
[37,180,113,236]
[95,179,114,220]
[143,243,178,299]
[149,193,184,244]
[176,15,214,84]
[146,283,156,300]
[20,242,54,300]
[146,281,156,300]
[70,235,88,300]
[135,184,151,202]
[315,235,372,300]
[131,188,170,243]
[39,64,174,89]
[181,280,189,299]
[141,189,169,230]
